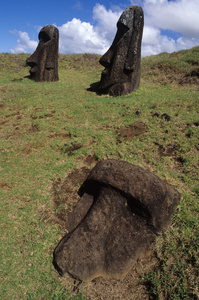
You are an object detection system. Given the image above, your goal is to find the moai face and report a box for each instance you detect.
[98,6,144,96]
[53,160,180,282]
[26,25,59,82]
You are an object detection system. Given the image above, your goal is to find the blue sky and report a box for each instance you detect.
[1,0,199,57]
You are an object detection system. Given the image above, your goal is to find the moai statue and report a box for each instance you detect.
[26,25,59,82]
[53,160,180,282]
[98,6,144,96]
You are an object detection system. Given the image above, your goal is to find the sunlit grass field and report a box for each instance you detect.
[0,47,199,299]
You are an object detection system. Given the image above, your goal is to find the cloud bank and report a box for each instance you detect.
[10,30,38,54]
[10,1,199,57]
[58,4,122,54]
[140,0,199,56]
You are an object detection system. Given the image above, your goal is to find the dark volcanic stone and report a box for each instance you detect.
[153,112,160,118]
[135,110,141,115]
[26,25,59,82]
[161,113,171,121]
[53,159,180,282]
[97,6,144,96]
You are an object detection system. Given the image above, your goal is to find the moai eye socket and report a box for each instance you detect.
[39,31,51,43]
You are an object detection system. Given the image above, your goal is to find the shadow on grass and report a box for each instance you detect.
[87,81,109,96]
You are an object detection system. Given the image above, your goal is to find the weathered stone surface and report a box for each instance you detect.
[26,25,59,82]
[53,160,180,282]
[98,6,144,96]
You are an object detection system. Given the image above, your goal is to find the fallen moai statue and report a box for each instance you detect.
[97,6,144,96]
[53,160,180,281]
[26,25,59,82]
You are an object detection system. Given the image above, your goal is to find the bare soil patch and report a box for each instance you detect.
[0,120,8,126]
[84,154,99,166]
[29,124,39,132]
[0,182,12,190]
[117,122,147,142]
[51,166,91,230]
[154,142,186,166]
[21,149,32,155]
[61,143,84,156]
[48,133,71,139]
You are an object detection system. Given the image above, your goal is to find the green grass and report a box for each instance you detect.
[142,46,199,86]
[0,48,199,299]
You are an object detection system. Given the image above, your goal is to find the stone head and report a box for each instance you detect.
[53,160,180,282]
[26,25,59,82]
[98,6,144,96]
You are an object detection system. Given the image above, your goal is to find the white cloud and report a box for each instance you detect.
[93,4,122,41]
[10,1,199,57]
[143,0,199,38]
[10,31,38,54]
[58,17,108,54]
[132,0,199,56]
[58,4,122,54]
[10,4,118,55]
[142,25,199,57]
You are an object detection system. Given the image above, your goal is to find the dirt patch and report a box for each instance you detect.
[154,142,186,166]
[0,120,8,126]
[48,133,71,139]
[155,143,179,157]
[29,124,39,132]
[21,149,32,155]
[41,158,99,228]
[51,167,91,230]
[61,143,83,155]
[5,112,20,118]
[0,182,12,190]
[84,154,99,165]
[117,122,147,142]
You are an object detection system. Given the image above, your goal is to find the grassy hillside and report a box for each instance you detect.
[0,46,199,300]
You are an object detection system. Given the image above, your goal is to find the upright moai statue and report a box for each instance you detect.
[26,25,59,82]
[98,6,144,96]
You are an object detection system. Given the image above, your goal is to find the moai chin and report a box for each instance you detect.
[98,6,144,96]
[26,25,59,82]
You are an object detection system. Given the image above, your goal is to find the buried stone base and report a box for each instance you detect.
[53,160,180,282]
[58,249,159,300]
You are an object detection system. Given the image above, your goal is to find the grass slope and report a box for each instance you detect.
[0,47,199,299]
